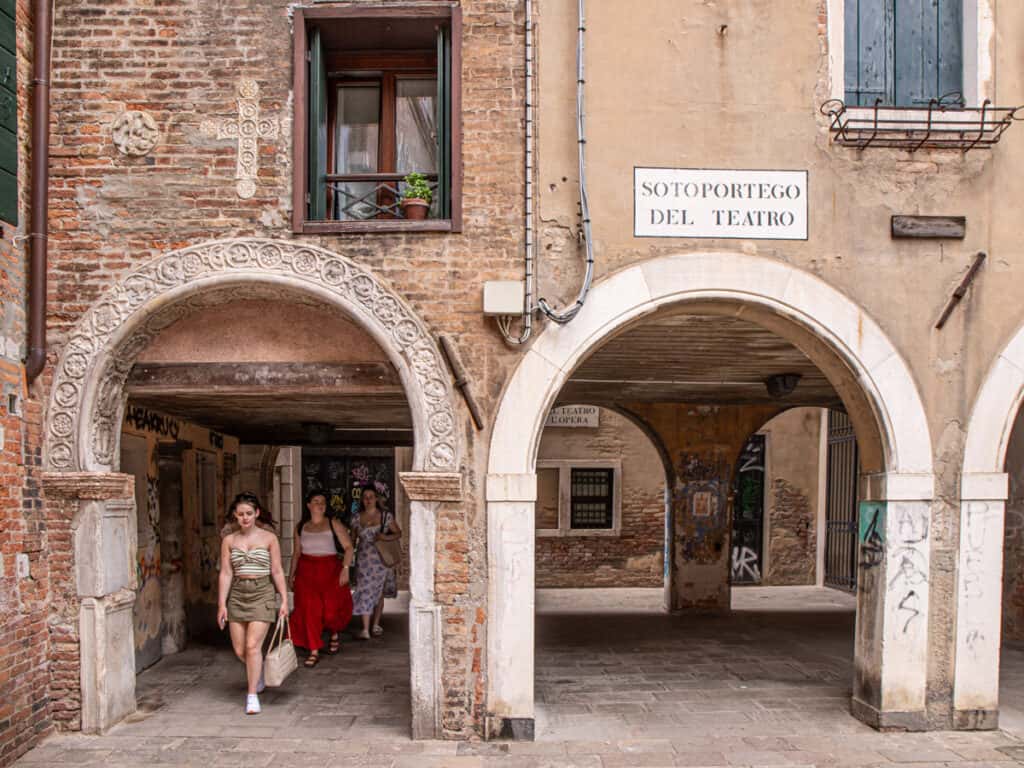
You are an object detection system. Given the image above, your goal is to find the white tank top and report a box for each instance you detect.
[300,526,336,556]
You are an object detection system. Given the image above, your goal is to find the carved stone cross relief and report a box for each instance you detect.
[200,79,279,199]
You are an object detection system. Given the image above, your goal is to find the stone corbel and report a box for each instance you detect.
[42,471,134,501]
[399,471,463,502]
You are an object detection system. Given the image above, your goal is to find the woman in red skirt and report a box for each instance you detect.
[288,490,354,666]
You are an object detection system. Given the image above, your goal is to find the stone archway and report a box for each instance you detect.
[485,252,934,737]
[954,327,1024,727]
[41,238,462,737]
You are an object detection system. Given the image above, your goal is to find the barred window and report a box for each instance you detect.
[569,468,615,530]
[536,460,621,537]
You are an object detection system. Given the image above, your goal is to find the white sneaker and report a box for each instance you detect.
[246,694,261,715]
[371,624,384,637]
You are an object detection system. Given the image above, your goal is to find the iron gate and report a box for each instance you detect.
[824,409,859,591]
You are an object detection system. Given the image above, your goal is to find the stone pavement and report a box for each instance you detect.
[15,587,1024,767]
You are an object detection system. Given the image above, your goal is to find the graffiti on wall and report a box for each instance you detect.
[126,405,180,439]
[134,470,162,669]
[731,546,761,581]
[731,435,765,584]
[860,501,929,634]
[674,452,731,564]
[960,500,999,655]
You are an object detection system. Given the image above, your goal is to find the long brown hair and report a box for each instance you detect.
[227,491,275,530]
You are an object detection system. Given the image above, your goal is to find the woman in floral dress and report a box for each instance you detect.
[351,486,402,640]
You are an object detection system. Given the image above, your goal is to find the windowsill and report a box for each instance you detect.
[296,219,454,235]
[537,527,621,539]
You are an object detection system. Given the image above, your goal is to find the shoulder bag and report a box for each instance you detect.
[374,513,402,568]
[263,615,297,687]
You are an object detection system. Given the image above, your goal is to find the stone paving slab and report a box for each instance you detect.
[16,590,1024,767]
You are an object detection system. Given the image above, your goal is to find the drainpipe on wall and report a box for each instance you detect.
[24,0,52,385]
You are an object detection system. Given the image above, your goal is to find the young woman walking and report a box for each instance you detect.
[288,489,354,666]
[217,492,288,715]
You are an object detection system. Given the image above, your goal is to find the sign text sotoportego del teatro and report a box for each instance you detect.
[635,167,808,240]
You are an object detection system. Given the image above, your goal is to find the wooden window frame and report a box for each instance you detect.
[536,460,622,538]
[292,4,463,234]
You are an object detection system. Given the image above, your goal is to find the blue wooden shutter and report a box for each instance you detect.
[845,0,892,106]
[0,0,17,225]
[894,0,962,105]
[846,0,962,107]
[435,24,451,219]
[307,26,327,220]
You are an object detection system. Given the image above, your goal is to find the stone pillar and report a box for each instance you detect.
[398,471,463,740]
[852,472,934,731]
[42,472,139,734]
[952,471,1008,729]
[626,403,781,612]
[484,472,536,740]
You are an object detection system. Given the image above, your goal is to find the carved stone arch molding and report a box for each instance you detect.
[45,237,460,474]
[43,237,460,738]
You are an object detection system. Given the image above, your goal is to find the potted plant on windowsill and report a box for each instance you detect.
[400,172,432,221]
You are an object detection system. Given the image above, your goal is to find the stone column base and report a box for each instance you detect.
[851,697,928,732]
[80,588,137,733]
[486,716,535,741]
[953,708,999,730]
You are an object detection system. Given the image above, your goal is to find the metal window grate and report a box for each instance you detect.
[570,467,614,529]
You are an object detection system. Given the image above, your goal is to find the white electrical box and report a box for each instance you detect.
[483,280,525,316]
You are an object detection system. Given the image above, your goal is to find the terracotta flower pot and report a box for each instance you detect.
[401,198,430,220]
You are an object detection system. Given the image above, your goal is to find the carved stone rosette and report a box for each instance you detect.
[111,110,160,156]
[45,238,459,474]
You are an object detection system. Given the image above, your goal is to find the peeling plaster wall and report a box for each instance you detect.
[761,408,822,586]
[536,408,666,587]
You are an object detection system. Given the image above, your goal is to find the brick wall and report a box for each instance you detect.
[0,0,51,763]
[37,0,527,741]
[536,408,665,588]
[761,408,821,587]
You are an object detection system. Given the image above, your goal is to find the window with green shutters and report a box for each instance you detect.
[0,0,16,225]
[293,6,461,233]
[844,0,963,107]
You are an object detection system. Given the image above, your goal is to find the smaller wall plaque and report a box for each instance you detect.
[891,215,966,239]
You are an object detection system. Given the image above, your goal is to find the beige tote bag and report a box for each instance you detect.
[263,615,297,687]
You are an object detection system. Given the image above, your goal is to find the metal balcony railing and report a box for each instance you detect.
[821,95,1023,152]
[324,172,440,221]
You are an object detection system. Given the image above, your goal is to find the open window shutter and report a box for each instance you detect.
[307,26,327,220]
[0,0,17,225]
[894,0,962,105]
[844,0,892,106]
[436,24,451,219]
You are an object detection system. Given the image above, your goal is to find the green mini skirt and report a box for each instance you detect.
[227,576,277,624]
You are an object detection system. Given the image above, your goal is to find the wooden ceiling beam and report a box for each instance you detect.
[126,362,403,396]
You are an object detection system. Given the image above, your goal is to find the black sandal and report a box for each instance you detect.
[326,635,341,654]
[304,653,320,668]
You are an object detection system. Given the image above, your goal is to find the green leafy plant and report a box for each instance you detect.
[401,171,433,203]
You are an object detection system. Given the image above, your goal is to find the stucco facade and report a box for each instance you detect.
[3,0,1024,762]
